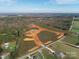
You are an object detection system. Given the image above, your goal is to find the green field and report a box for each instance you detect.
[71,21,79,32]
[50,41,79,59]
[66,20,79,45]
[42,49,58,59]
[62,34,79,45]
[0,33,15,42]
[38,53,44,59]
[37,49,58,59]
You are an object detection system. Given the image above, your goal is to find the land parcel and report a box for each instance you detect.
[49,41,79,59]
[71,20,79,33]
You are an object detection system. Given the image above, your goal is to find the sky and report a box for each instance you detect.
[0,0,79,13]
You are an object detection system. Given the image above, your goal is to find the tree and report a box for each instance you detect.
[0,47,3,55]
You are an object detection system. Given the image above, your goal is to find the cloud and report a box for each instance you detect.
[0,0,16,5]
[54,0,79,4]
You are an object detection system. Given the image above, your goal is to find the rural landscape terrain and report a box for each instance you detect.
[0,15,79,59]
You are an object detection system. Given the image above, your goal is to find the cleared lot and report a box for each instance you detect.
[16,41,36,57]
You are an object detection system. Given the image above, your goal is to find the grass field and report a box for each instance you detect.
[42,49,58,59]
[37,49,58,59]
[62,34,79,45]
[50,41,79,59]
[66,20,79,45]
[71,21,79,32]
[38,53,44,59]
